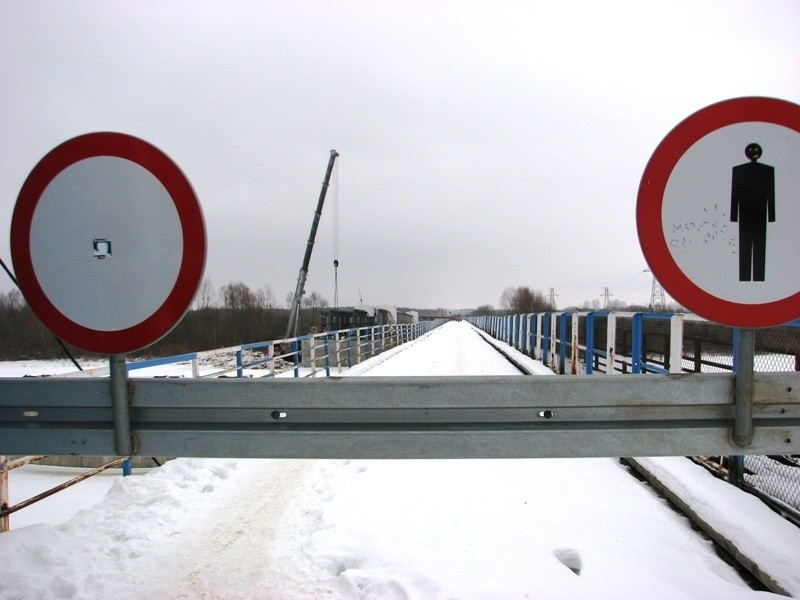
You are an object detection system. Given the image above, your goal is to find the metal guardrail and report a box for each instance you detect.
[0,315,799,461]
[0,372,799,458]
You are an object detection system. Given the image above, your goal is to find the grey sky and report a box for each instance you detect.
[1,1,798,311]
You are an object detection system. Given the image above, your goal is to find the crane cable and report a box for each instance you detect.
[333,157,339,309]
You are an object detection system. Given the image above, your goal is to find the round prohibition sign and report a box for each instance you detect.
[11,132,206,354]
[637,97,800,328]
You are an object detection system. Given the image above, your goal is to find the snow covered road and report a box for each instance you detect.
[1,321,791,599]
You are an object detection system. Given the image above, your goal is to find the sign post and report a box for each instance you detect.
[11,132,206,455]
[637,96,800,448]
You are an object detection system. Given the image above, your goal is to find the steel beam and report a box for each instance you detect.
[0,374,798,458]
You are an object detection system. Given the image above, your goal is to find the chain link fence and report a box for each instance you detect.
[470,312,800,523]
[684,322,800,518]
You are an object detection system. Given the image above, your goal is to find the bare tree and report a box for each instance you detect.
[220,282,264,310]
[500,286,551,313]
[192,278,217,310]
[499,287,515,313]
[471,304,496,316]
[302,291,329,310]
[260,284,276,309]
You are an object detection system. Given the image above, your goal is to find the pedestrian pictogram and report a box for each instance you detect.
[730,143,775,282]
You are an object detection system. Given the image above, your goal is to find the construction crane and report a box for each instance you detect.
[286,149,339,338]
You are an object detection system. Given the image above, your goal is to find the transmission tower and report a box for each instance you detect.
[650,276,667,311]
[602,287,611,310]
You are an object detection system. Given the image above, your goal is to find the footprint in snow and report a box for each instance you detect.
[554,548,582,575]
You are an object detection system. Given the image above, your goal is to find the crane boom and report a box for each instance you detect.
[286,149,339,338]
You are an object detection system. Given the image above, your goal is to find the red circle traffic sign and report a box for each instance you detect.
[637,97,800,328]
[11,132,206,353]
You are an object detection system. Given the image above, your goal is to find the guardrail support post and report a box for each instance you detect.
[110,354,133,456]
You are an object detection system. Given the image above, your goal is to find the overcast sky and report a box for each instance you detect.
[1,1,799,311]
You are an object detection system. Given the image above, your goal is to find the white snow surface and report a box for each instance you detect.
[0,321,795,599]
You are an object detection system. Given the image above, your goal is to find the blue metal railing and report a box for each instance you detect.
[468,311,800,376]
[125,320,441,379]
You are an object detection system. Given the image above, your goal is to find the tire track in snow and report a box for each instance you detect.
[163,459,316,597]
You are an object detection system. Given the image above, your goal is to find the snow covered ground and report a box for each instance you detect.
[1,321,798,599]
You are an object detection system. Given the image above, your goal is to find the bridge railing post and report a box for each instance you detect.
[631,313,643,374]
[606,312,618,375]
[669,314,684,374]
[586,312,595,374]
[571,312,580,374]
[558,313,568,375]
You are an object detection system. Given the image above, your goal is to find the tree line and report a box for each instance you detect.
[471,286,554,316]
[0,280,329,361]
[470,285,682,316]
[0,280,682,362]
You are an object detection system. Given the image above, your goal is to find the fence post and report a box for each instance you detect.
[347,329,354,367]
[541,313,550,365]
[508,315,519,348]
[558,313,567,374]
[268,342,275,376]
[632,313,643,374]
[309,335,317,378]
[607,312,617,375]
[521,314,529,354]
[1,455,8,532]
[571,313,580,374]
[692,338,702,372]
[323,333,331,377]
[236,348,244,378]
[669,314,684,374]
[586,312,595,375]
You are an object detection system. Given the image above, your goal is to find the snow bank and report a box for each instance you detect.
[634,457,800,597]
[0,322,792,599]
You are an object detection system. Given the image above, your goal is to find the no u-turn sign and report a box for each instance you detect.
[637,97,800,328]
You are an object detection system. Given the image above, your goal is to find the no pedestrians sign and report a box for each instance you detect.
[637,97,800,328]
